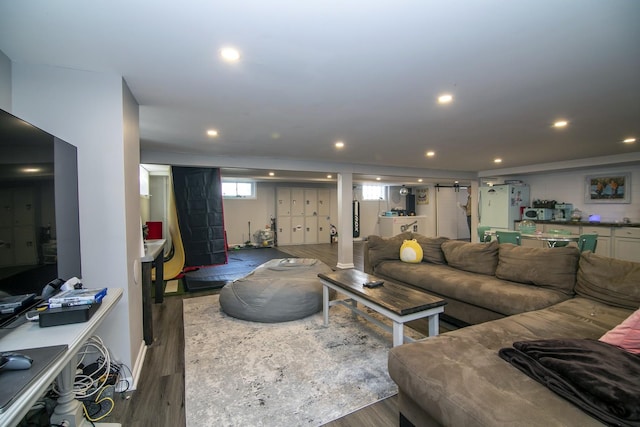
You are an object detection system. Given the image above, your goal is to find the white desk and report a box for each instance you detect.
[0,288,123,427]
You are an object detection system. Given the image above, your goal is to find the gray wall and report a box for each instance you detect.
[10,60,140,372]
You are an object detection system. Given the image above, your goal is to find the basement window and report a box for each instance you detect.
[362,185,386,201]
[222,181,256,199]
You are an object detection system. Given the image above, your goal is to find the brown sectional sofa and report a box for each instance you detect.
[363,232,640,426]
[364,232,580,326]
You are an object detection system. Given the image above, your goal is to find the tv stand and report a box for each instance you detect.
[0,289,123,427]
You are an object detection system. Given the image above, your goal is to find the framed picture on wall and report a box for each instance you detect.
[585,173,631,203]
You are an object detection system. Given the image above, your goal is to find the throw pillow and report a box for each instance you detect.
[400,239,423,263]
[599,308,640,355]
[441,240,499,276]
[413,234,449,264]
[366,232,413,268]
[576,252,640,310]
[495,245,579,295]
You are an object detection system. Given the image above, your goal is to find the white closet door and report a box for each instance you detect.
[436,188,470,240]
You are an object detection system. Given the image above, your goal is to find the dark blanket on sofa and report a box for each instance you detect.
[499,339,640,427]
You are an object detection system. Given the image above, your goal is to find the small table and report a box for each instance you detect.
[318,269,446,347]
[521,232,580,248]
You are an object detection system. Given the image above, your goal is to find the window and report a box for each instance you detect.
[222,181,256,198]
[362,185,385,201]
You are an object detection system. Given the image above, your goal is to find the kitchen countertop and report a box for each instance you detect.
[525,220,640,228]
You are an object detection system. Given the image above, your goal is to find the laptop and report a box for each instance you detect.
[0,344,68,414]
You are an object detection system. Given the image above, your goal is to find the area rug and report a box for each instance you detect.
[183,294,423,426]
[183,247,295,291]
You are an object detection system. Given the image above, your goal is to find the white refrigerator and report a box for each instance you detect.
[478,184,529,230]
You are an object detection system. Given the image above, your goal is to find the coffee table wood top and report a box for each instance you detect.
[318,269,446,316]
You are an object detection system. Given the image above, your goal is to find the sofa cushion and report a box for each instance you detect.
[413,235,448,264]
[495,245,579,295]
[388,298,632,427]
[375,261,570,317]
[599,308,640,354]
[441,240,499,276]
[366,232,413,267]
[576,252,640,310]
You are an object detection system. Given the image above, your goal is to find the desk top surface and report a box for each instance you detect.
[142,239,166,262]
[0,288,123,426]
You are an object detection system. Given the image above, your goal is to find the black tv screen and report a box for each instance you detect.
[0,109,81,297]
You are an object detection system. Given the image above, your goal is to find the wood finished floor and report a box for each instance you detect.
[107,243,402,426]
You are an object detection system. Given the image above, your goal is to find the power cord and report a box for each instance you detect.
[81,385,114,422]
[51,335,112,400]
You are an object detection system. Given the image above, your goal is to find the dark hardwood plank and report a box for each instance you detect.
[107,242,403,426]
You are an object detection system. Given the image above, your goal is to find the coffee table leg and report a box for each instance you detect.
[392,321,404,347]
[323,285,329,326]
[429,314,439,336]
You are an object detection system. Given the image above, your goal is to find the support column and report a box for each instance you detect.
[337,172,354,269]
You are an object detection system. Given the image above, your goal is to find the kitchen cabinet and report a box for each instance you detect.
[613,227,640,263]
[379,216,427,238]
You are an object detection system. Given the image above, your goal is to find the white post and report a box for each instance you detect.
[337,172,355,269]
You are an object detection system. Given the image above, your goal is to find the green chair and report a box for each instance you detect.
[578,234,598,252]
[495,230,521,245]
[477,226,492,243]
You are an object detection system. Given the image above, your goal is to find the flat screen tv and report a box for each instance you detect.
[0,108,81,302]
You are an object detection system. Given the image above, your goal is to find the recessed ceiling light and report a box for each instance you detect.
[327,174,332,179]
[426,151,435,157]
[22,168,40,173]
[207,129,219,137]
[438,94,453,104]
[220,47,240,62]
[494,158,502,163]
[418,179,423,183]
[623,138,636,144]
[553,120,568,128]
[335,141,344,148]
[376,177,381,181]
[268,172,275,177]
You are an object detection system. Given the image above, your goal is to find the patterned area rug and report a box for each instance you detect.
[183,294,423,426]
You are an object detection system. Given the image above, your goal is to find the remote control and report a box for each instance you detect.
[363,280,384,288]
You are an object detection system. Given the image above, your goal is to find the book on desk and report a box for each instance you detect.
[47,288,107,308]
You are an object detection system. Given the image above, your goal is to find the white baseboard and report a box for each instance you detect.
[117,340,147,392]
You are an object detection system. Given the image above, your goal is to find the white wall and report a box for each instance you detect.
[512,165,640,223]
[223,182,276,245]
[10,62,139,372]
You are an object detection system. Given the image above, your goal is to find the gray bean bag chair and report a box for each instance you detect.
[219,258,333,323]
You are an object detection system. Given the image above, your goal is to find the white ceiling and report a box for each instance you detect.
[1,1,639,185]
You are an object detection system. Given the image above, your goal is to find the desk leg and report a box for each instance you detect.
[50,355,84,426]
[142,260,153,345]
[153,252,164,304]
[50,353,122,427]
